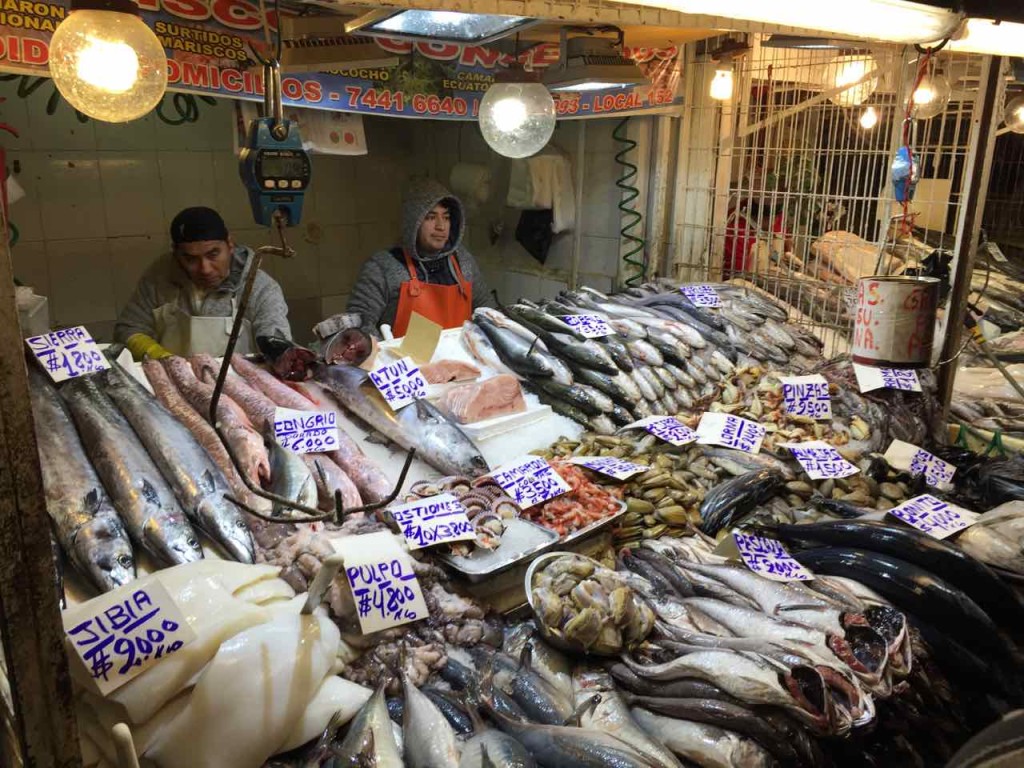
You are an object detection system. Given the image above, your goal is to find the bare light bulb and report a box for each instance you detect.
[1004,94,1024,134]
[859,106,879,129]
[907,70,951,120]
[710,67,733,101]
[49,5,167,123]
[478,75,555,159]
[825,54,877,107]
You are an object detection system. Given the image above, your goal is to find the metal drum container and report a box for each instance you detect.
[852,276,940,368]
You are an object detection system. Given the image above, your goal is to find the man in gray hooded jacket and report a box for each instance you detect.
[114,206,291,359]
[347,178,496,337]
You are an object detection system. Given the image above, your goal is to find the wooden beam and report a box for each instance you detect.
[0,208,80,766]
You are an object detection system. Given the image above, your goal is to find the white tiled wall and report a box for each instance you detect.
[3,80,628,342]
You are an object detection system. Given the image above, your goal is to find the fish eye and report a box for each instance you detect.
[235,520,247,529]
[116,554,133,569]
[187,536,200,549]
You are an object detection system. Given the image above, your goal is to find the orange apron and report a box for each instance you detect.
[392,249,473,337]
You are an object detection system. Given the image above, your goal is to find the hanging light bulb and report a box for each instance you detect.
[478,66,555,158]
[906,66,951,120]
[49,0,167,123]
[709,63,733,101]
[825,54,878,107]
[1004,94,1024,134]
[859,106,879,129]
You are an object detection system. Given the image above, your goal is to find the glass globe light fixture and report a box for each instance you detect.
[825,54,878,107]
[478,66,555,158]
[1004,94,1024,135]
[859,106,879,130]
[49,0,167,123]
[906,68,951,120]
[709,65,733,101]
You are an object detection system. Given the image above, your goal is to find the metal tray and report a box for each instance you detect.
[438,501,626,584]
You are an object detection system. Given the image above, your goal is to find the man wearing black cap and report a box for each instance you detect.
[115,206,291,359]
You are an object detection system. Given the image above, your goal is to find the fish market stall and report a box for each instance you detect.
[13,272,1024,768]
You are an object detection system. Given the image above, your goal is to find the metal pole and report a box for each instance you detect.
[0,208,80,764]
[936,56,1003,411]
[570,121,586,290]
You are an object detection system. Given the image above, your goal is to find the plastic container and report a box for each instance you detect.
[852,276,939,368]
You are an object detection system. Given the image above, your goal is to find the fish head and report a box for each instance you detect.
[75,517,136,592]
[144,515,204,566]
[196,494,255,563]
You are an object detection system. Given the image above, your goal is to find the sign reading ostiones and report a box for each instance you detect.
[389,493,476,550]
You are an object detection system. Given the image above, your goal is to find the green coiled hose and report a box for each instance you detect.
[613,116,646,286]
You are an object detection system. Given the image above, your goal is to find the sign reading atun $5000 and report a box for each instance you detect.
[0,0,682,119]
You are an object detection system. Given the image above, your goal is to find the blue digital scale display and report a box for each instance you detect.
[239,117,312,227]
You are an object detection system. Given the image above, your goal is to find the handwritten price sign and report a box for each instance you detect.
[273,408,339,454]
[853,363,922,393]
[780,375,832,420]
[490,456,570,509]
[26,326,110,383]
[884,439,956,489]
[560,314,613,338]
[338,531,429,633]
[369,356,428,410]
[696,412,766,454]
[782,441,860,480]
[568,456,648,480]
[733,533,814,582]
[389,493,476,550]
[622,416,698,446]
[888,494,979,539]
[62,580,195,695]
[680,284,723,308]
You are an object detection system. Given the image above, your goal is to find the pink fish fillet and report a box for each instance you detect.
[233,356,392,505]
[142,359,268,514]
[160,356,270,485]
[193,355,363,511]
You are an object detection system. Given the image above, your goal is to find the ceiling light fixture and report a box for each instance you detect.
[345,9,537,44]
[542,29,647,92]
[945,18,1024,57]
[825,54,878,107]
[607,0,961,46]
[709,64,733,101]
[908,65,951,120]
[478,65,555,158]
[1004,94,1024,135]
[860,106,879,129]
[48,0,167,123]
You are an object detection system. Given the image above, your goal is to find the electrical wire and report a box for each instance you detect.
[613,116,646,286]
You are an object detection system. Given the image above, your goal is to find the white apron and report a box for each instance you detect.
[153,296,255,357]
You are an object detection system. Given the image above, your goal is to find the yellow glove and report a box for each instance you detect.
[126,333,172,361]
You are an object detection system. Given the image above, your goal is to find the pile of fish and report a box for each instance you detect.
[460,283,825,435]
[29,358,258,594]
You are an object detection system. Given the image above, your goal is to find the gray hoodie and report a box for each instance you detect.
[346,178,495,336]
[114,245,292,344]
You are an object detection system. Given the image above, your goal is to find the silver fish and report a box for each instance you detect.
[653,367,678,391]
[462,322,519,378]
[403,674,460,768]
[573,668,682,768]
[638,367,666,399]
[61,376,203,567]
[29,369,135,592]
[476,319,560,380]
[474,307,551,352]
[572,366,641,408]
[335,684,403,768]
[631,708,774,768]
[265,430,318,517]
[590,415,617,435]
[101,361,254,562]
[459,731,535,768]
[630,369,657,401]
[627,339,665,367]
[315,364,489,477]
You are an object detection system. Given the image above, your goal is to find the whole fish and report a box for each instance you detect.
[526,326,619,376]
[536,394,591,427]
[505,304,586,340]
[637,367,665,399]
[264,430,317,517]
[701,447,796,479]
[665,363,696,389]
[531,379,614,416]
[476,319,558,380]
[792,547,1018,662]
[507,644,575,726]
[403,674,460,768]
[573,668,682,768]
[462,322,518,378]
[770,519,1024,633]
[487,709,655,768]
[61,377,203,567]
[571,366,641,408]
[422,688,474,735]
[162,356,270,485]
[630,709,774,768]
[334,684,403,768]
[699,470,786,535]
[597,334,635,373]
[627,339,664,368]
[28,369,135,592]
[652,367,678,391]
[475,307,550,351]
[589,415,617,436]
[459,731,535,768]
[315,364,489,477]
[609,404,635,427]
[101,361,255,563]
[676,562,837,616]
[644,330,690,365]
[957,502,1024,575]
[607,664,737,702]
[629,369,657,401]
[142,359,262,512]
[502,626,572,698]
